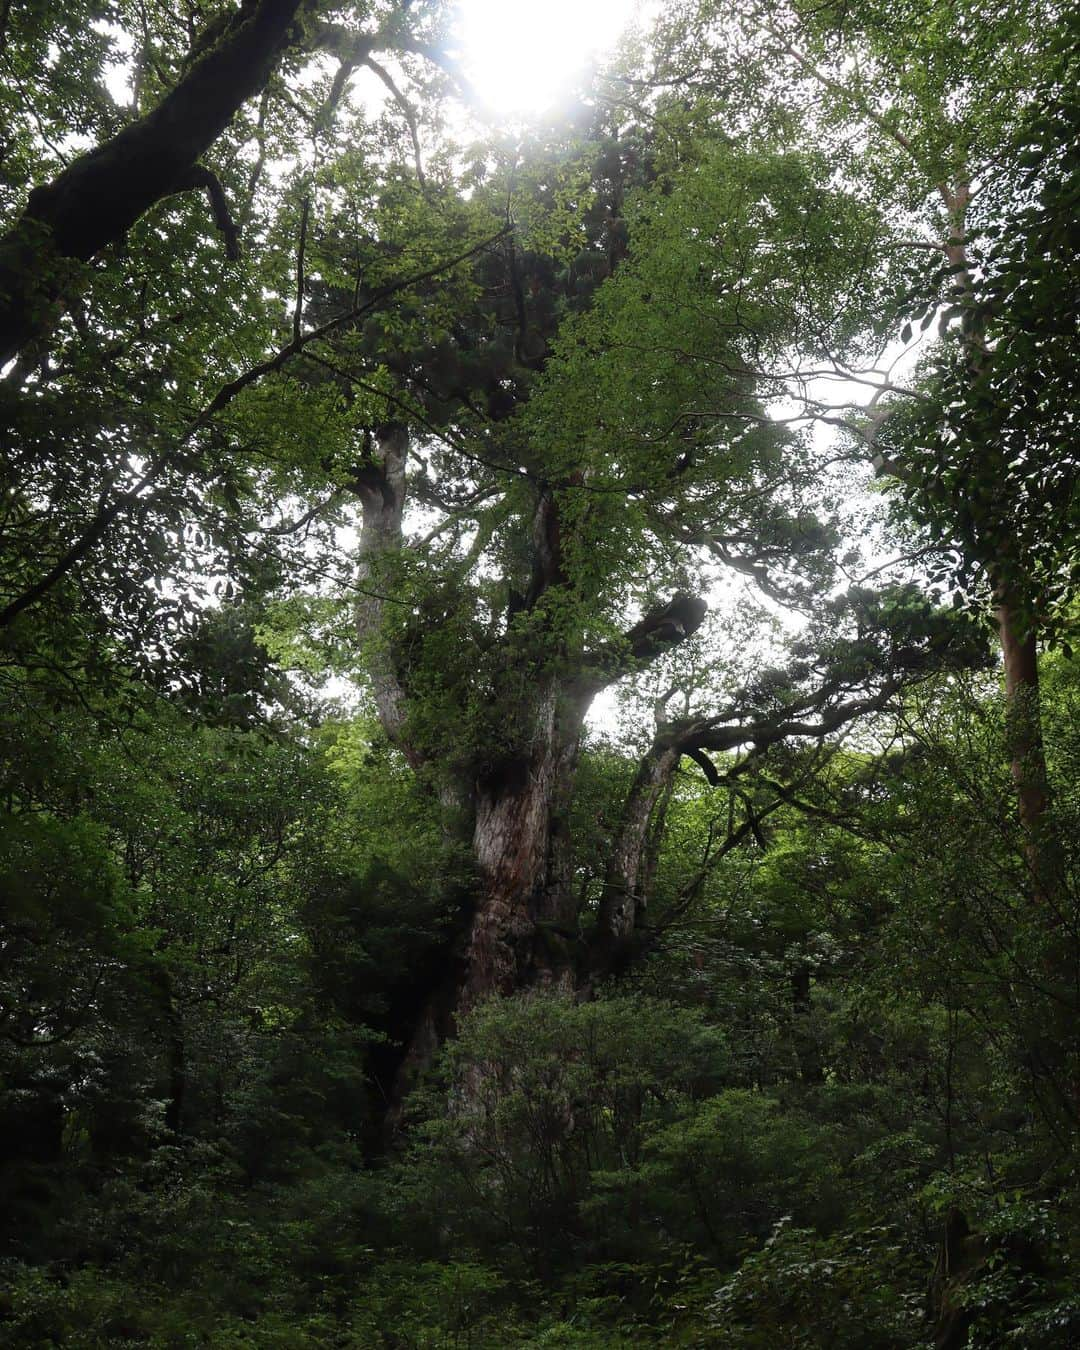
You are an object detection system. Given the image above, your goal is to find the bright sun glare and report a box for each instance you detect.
[457,0,642,116]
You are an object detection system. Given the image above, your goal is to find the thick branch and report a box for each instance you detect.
[523,487,566,609]
[0,0,306,363]
[580,592,708,693]
[590,673,905,972]
[686,681,903,761]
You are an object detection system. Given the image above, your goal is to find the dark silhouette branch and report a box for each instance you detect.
[0,0,307,363]
[169,164,242,259]
[360,55,427,189]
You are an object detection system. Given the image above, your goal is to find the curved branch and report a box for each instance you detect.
[361,54,427,189]
[0,0,306,363]
[580,592,708,691]
[169,164,241,260]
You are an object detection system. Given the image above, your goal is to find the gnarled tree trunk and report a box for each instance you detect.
[466,681,589,1004]
[593,737,682,976]
[351,429,709,1104]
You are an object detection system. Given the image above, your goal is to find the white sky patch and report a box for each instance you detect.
[99,2,645,127]
[456,0,642,115]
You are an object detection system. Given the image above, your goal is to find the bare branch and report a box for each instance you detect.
[170,163,242,259]
[361,54,427,189]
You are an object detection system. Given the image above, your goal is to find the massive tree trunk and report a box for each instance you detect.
[465,682,589,1005]
[381,673,593,1111]
[352,430,709,1104]
[0,0,306,366]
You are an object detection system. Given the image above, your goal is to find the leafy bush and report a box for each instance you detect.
[710,1220,926,1349]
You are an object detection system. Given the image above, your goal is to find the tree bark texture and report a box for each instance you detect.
[465,683,589,1005]
[352,435,712,1100]
[0,0,306,365]
[593,739,682,975]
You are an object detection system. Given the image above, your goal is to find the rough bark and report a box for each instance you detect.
[593,738,681,975]
[0,0,306,365]
[384,668,592,1120]
[457,495,707,1009]
[464,682,589,1006]
[359,466,711,1109]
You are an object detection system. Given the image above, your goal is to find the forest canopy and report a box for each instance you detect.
[0,0,1078,1345]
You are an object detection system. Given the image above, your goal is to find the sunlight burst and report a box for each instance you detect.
[457,0,642,115]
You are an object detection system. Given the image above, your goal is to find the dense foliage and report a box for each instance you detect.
[1,0,1077,1345]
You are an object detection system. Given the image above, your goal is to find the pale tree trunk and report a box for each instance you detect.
[458,483,592,1008]
[593,738,681,975]
[941,180,1059,892]
[353,423,452,1119]
[354,422,419,769]
[767,25,1063,897]
[355,452,591,1104]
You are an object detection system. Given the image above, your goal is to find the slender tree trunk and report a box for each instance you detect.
[941,182,1061,894]
[790,963,824,1084]
[593,738,681,975]
[355,422,419,768]
[995,590,1061,905]
[164,1013,187,1137]
[996,594,1048,831]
